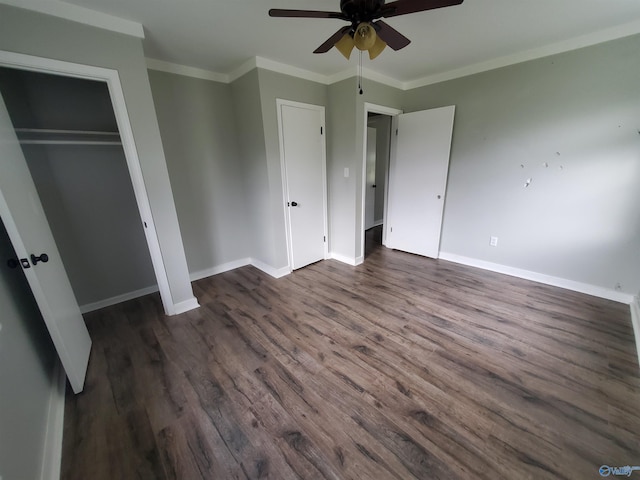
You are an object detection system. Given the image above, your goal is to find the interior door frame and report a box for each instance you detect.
[0,50,175,315]
[360,103,403,260]
[276,99,329,272]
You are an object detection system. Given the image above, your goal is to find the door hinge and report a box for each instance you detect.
[390,227,393,233]
[324,236,326,242]
[395,129,398,136]
[320,126,323,135]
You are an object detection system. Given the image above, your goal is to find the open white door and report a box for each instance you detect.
[386,106,455,258]
[278,101,328,270]
[0,92,91,394]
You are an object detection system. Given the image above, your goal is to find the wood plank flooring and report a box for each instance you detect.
[61,227,640,479]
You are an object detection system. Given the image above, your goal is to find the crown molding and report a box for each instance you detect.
[255,57,329,84]
[228,57,259,83]
[146,58,228,83]
[146,17,640,91]
[0,0,144,38]
[153,56,405,90]
[406,18,640,89]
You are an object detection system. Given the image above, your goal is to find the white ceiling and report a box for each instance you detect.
[55,0,640,83]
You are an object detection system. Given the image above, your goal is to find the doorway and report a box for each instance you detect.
[0,50,175,315]
[361,103,402,259]
[0,67,157,312]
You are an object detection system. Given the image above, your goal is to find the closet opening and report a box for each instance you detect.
[0,65,162,313]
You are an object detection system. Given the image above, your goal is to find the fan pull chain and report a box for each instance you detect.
[358,50,364,95]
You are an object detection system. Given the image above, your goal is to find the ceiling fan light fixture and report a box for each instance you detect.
[353,22,376,51]
[335,33,355,59]
[368,35,386,59]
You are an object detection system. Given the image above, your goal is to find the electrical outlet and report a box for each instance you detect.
[490,236,498,247]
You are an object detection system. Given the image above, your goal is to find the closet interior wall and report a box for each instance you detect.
[0,67,157,311]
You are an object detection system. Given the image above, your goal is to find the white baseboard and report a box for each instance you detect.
[189,258,251,282]
[631,296,640,369]
[40,361,66,480]
[330,252,358,266]
[250,258,291,278]
[171,297,200,315]
[79,285,159,313]
[439,252,635,304]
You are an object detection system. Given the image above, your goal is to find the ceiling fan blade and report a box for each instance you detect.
[381,0,463,18]
[269,9,348,20]
[314,26,352,54]
[374,20,410,50]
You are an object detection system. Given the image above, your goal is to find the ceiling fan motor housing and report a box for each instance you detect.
[340,0,385,22]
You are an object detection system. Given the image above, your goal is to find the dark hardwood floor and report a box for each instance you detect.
[62,226,640,479]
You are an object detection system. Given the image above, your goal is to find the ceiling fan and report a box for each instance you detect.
[269,0,464,60]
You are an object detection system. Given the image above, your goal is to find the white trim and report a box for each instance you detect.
[439,252,635,304]
[39,361,65,480]
[406,18,640,89]
[256,57,327,84]
[189,258,252,282]
[0,50,177,316]
[15,128,119,136]
[630,296,640,370]
[0,0,144,38]
[228,57,259,83]
[146,58,229,83]
[19,140,121,146]
[79,285,159,313]
[276,99,329,272]
[360,103,403,261]
[172,297,200,315]
[250,258,291,279]
[330,252,358,266]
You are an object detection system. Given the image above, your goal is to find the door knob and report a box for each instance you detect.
[31,253,49,265]
[437,195,441,199]
[372,184,377,188]
[290,201,298,207]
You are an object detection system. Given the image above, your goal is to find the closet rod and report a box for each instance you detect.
[19,140,122,146]
[14,128,120,136]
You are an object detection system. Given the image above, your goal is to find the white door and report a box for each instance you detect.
[364,126,377,230]
[278,102,327,270]
[0,92,91,394]
[386,106,455,258]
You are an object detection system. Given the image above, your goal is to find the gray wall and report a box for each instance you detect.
[148,70,250,275]
[0,219,57,480]
[403,33,640,294]
[0,68,157,307]
[0,4,194,307]
[231,70,270,266]
[327,78,358,259]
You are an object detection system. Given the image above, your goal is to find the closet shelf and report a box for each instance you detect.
[15,128,122,146]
